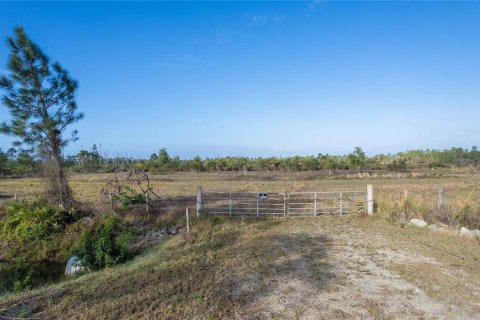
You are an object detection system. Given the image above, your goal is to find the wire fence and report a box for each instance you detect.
[202,191,367,217]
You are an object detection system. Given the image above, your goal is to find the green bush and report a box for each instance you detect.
[116,186,146,209]
[0,260,64,294]
[0,199,85,294]
[0,198,70,242]
[0,262,32,293]
[74,214,133,270]
[10,263,34,292]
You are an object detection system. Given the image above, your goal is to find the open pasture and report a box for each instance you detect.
[1,171,479,218]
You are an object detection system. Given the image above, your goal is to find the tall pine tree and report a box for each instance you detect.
[0,27,84,206]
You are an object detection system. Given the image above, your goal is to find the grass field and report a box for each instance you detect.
[1,170,479,201]
[2,171,480,222]
[0,171,479,319]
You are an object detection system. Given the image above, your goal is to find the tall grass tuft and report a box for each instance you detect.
[376,194,429,223]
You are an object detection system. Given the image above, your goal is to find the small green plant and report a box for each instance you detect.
[0,261,39,293]
[116,186,146,209]
[14,304,32,318]
[74,214,133,270]
[12,264,34,292]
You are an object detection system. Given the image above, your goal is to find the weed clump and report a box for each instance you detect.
[74,214,133,270]
[449,204,480,230]
[376,196,428,223]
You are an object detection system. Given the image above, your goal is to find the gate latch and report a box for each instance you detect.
[257,193,268,200]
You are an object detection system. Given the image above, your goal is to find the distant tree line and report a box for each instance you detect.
[0,148,36,177]
[3,146,480,177]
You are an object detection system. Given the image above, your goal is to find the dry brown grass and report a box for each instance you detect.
[1,170,479,201]
[2,171,480,227]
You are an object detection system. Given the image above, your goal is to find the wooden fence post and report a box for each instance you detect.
[145,190,150,213]
[339,192,344,216]
[229,192,232,216]
[437,187,444,209]
[109,193,114,209]
[186,208,190,234]
[367,185,374,215]
[196,186,203,217]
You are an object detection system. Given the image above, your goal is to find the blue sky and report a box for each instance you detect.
[1,1,480,158]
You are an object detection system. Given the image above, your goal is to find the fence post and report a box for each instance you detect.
[145,189,150,213]
[283,194,287,217]
[314,193,317,216]
[367,184,374,215]
[186,207,190,234]
[437,187,444,209]
[256,197,259,217]
[229,192,232,216]
[109,193,114,209]
[404,190,408,198]
[196,186,203,217]
[339,192,344,216]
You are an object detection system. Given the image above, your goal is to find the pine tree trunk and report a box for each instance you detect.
[48,130,72,207]
[52,150,70,207]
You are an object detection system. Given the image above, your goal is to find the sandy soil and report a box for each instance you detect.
[234,218,480,320]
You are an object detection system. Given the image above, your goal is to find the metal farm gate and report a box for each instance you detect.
[198,187,371,217]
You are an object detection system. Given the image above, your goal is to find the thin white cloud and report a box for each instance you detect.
[245,13,286,25]
[251,15,268,24]
[153,62,183,70]
[309,0,325,10]
[153,54,207,71]
[272,14,286,23]
[180,54,204,65]
[245,13,268,25]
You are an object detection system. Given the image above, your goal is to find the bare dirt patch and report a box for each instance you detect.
[234,217,479,319]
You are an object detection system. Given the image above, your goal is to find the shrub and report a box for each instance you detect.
[0,199,82,293]
[74,214,133,270]
[428,162,449,169]
[0,198,71,242]
[0,260,64,294]
[0,262,33,293]
[10,263,34,292]
[116,186,146,210]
